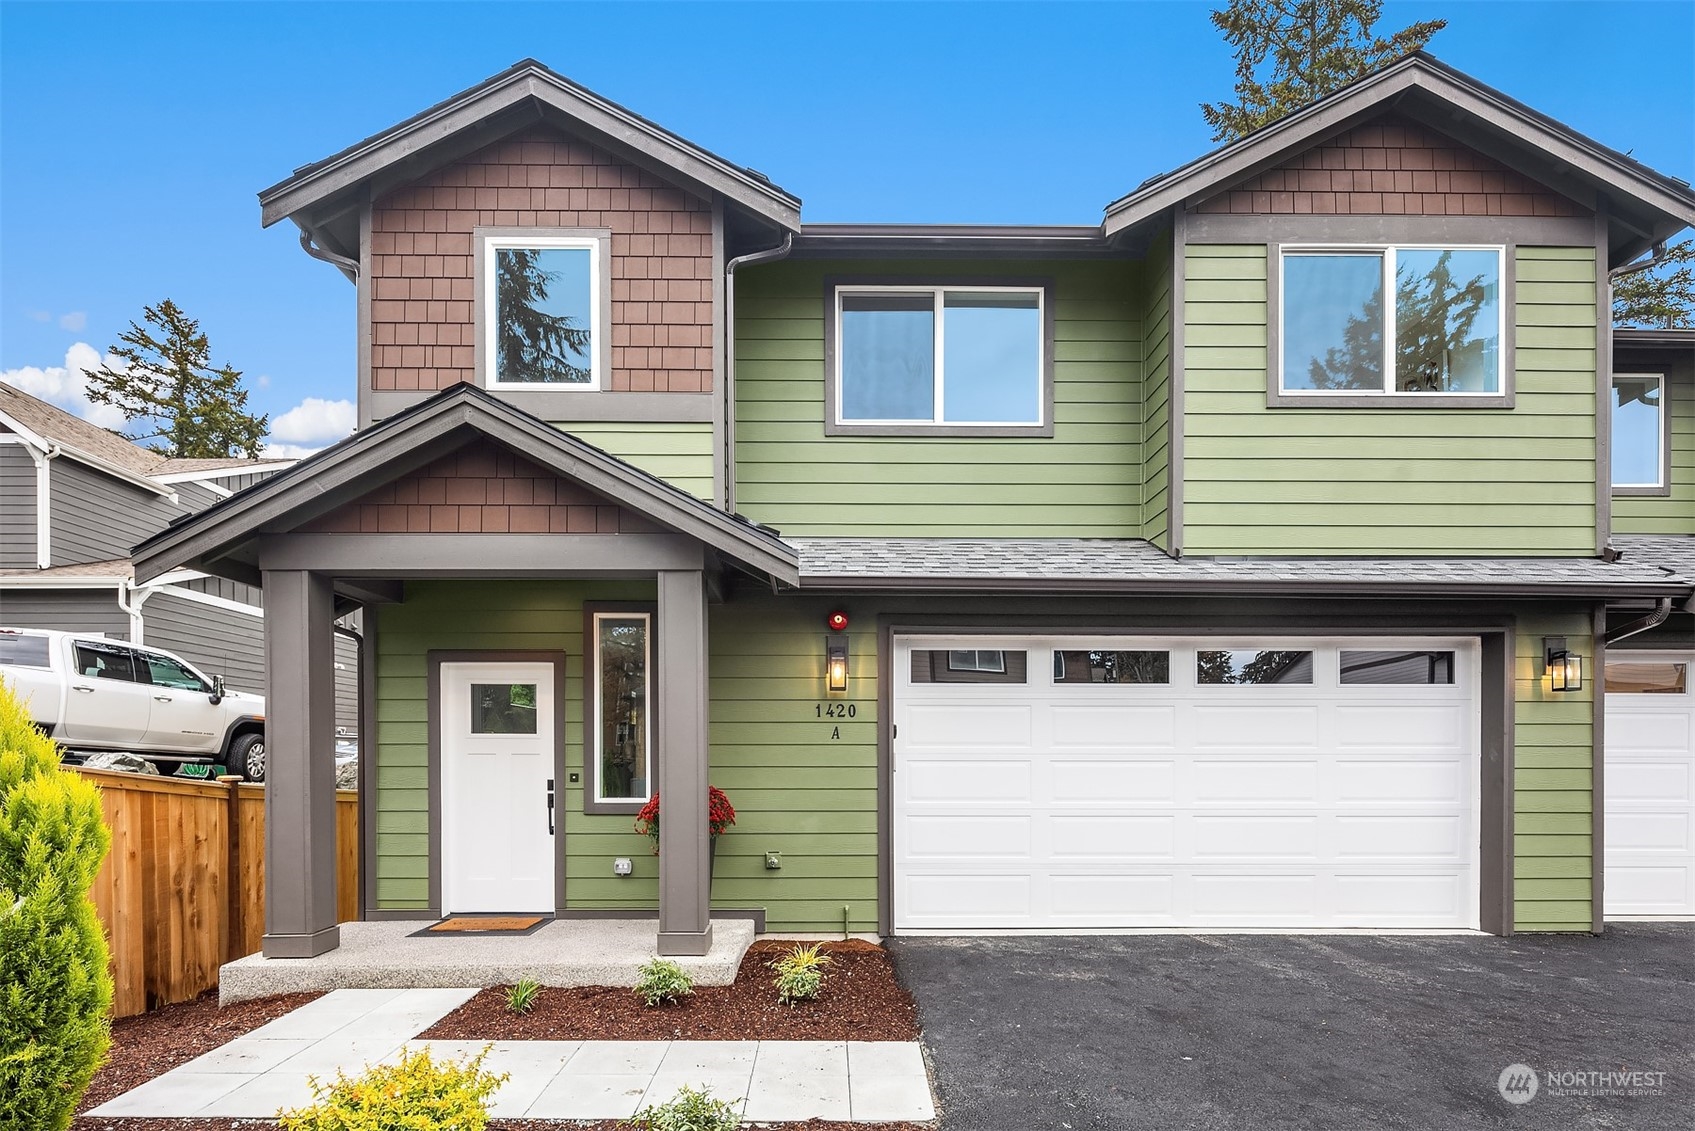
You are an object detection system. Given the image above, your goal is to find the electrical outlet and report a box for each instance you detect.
[613,857,633,876]
[764,851,782,870]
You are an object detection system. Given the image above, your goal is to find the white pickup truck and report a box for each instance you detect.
[0,627,269,780]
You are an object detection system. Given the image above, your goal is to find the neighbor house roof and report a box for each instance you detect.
[1614,327,1695,351]
[132,383,799,587]
[0,383,292,492]
[260,57,801,263]
[0,558,134,585]
[1103,52,1695,263]
[790,537,1694,599]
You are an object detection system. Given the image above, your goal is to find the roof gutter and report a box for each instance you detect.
[793,575,1695,600]
[299,225,359,283]
[1606,597,1674,644]
[723,231,792,512]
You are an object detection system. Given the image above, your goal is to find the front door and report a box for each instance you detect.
[440,661,556,913]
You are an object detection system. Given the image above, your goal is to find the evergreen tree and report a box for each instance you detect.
[82,299,269,458]
[0,681,113,1131]
[1613,239,1695,328]
[495,250,591,383]
[1202,0,1446,142]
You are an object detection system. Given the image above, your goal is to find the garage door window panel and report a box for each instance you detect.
[1340,649,1456,685]
[1605,660,1689,695]
[911,649,1027,685]
[1054,650,1171,684]
[1197,649,1315,685]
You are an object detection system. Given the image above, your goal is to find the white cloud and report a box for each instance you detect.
[57,311,87,332]
[0,342,129,430]
[258,441,326,461]
[268,396,355,444]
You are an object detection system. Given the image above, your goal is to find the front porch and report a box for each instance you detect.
[130,386,802,965]
[218,918,756,1004]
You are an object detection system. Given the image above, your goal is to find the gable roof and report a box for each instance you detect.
[131,383,799,587]
[261,58,801,258]
[1104,53,1695,263]
[0,382,289,493]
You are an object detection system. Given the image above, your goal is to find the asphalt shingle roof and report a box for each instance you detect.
[789,537,1694,596]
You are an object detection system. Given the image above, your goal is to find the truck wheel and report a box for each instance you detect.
[232,733,266,782]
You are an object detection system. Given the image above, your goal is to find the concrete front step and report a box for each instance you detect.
[219,918,755,1005]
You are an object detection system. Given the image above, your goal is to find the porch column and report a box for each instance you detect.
[656,569,713,955]
[260,569,341,958]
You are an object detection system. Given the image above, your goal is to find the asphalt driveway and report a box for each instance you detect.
[888,925,1692,1131]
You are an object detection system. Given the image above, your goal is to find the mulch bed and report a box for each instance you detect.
[75,989,323,1130]
[420,939,919,1043]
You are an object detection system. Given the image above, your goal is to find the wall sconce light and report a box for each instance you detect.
[1543,636,1584,692]
[825,611,849,693]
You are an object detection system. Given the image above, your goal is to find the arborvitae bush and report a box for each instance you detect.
[0,680,113,1131]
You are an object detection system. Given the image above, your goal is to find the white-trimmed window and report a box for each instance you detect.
[833,284,1046,428]
[592,611,651,803]
[1279,245,1504,397]
[1612,373,1666,490]
[481,234,603,389]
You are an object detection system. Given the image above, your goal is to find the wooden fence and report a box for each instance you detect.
[78,767,358,1018]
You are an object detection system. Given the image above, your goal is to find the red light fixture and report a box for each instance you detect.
[827,611,849,632]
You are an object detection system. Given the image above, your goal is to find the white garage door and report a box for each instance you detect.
[1605,652,1695,919]
[893,636,1480,931]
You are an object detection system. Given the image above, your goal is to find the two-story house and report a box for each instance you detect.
[0,383,360,765]
[134,54,1694,964]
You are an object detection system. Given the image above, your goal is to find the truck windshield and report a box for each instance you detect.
[0,633,51,668]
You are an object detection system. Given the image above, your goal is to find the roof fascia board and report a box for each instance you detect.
[1105,60,1695,237]
[0,409,178,497]
[794,575,1693,599]
[262,70,799,232]
[0,575,127,590]
[133,391,798,586]
[149,462,297,484]
[0,411,51,453]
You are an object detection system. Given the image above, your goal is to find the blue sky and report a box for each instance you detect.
[2,0,1691,451]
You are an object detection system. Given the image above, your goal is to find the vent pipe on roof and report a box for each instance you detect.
[723,231,793,512]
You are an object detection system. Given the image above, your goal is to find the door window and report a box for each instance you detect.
[74,642,140,682]
[470,683,539,733]
[143,654,211,692]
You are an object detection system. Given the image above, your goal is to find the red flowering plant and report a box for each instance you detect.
[634,786,736,853]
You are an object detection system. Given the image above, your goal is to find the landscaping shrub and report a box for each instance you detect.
[0,680,113,1131]
[279,1045,506,1131]
[623,1083,740,1131]
[770,942,832,1005]
[505,978,541,1015]
[634,958,694,1007]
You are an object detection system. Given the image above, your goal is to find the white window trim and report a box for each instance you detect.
[591,610,653,804]
[1276,243,1507,399]
[833,284,1047,428]
[1611,372,1668,491]
[481,233,604,392]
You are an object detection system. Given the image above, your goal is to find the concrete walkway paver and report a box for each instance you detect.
[88,987,935,1122]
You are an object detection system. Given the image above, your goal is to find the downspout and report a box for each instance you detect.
[117,580,155,645]
[299,226,360,282]
[724,231,793,512]
[1605,597,1673,645]
[26,442,61,568]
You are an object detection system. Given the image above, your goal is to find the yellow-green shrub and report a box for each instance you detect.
[279,1046,507,1131]
[0,679,113,1131]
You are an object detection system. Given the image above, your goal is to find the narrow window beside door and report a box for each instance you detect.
[594,613,651,802]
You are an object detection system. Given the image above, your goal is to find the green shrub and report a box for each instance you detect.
[0,679,113,1131]
[279,1045,506,1131]
[505,978,541,1015]
[771,942,832,1005]
[622,1083,740,1131]
[634,958,694,1007]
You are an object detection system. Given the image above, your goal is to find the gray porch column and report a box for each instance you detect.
[656,569,713,955]
[260,569,341,958]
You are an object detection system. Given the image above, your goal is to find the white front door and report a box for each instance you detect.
[441,662,556,914]
[893,635,1480,931]
[1604,652,1695,919]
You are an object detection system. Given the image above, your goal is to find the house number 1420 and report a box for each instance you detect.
[815,703,856,719]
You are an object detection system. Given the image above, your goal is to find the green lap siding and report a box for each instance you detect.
[1181,245,1600,555]
[551,420,715,501]
[1513,607,1596,932]
[732,258,1147,536]
[1612,350,1695,534]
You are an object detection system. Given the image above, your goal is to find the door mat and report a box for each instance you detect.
[410,915,550,937]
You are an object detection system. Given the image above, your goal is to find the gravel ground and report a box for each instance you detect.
[890,924,1693,1131]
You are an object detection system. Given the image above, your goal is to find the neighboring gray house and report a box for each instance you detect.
[0,383,359,728]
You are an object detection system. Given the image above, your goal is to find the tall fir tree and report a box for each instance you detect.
[1612,239,1695,328]
[1201,0,1446,142]
[81,299,269,459]
[494,250,591,383]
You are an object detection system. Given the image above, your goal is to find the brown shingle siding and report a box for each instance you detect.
[369,127,714,394]
[1195,114,1586,219]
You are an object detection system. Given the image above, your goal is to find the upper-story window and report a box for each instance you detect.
[827,282,1051,436]
[1612,373,1666,492]
[1278,245,1504,400]
[480,231,605,390]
